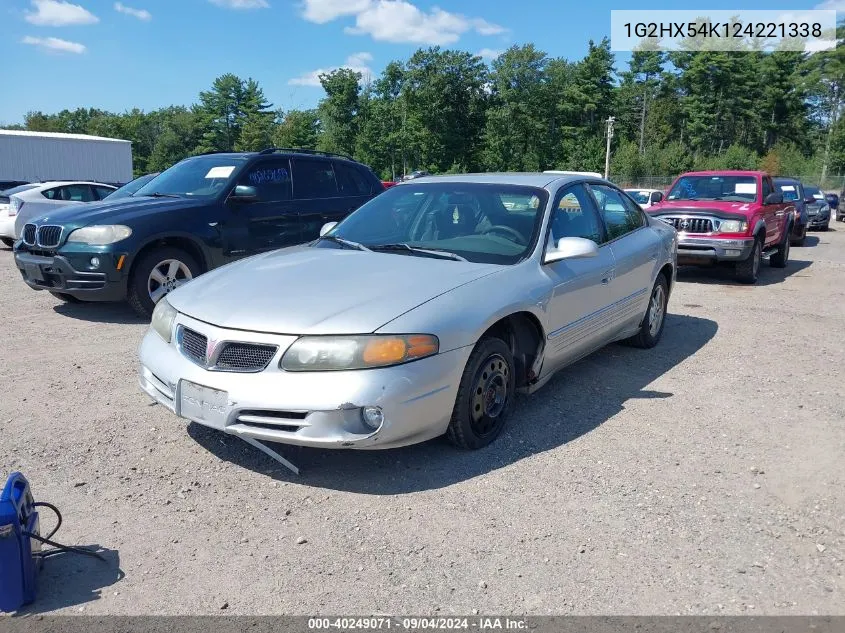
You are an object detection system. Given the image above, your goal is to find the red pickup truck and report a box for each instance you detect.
[647,170,794,284]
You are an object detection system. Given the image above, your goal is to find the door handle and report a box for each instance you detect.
[601,269,614,284]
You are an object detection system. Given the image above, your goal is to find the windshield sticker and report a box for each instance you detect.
[735,183,756,194]
[205,166,236,179]
[780,185,796,191]
[248,168,289,185]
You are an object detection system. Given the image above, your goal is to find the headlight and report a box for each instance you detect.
[717,220,747,233]
[67,225,132,245]
[150,298,177,342]
[281,334,439,371]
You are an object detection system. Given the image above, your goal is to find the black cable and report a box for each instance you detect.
[33,501,62,540]
[24,531,106,562]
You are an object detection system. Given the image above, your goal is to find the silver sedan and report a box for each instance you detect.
[138,173,677,451]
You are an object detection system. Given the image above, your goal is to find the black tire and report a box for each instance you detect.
[1,237,14,248]
[625,275,669,349]
[822,223,830,231]
[770,226,790,268]
[735,236,762,284]
[49,291,82,303]
[791,225,807,246]
[446,337,515,450]
[127,247,200,318]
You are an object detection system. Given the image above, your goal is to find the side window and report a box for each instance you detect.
[292,159,339,199]
[590,184,643,241]
[762,178,772,200]
[94,186,115,200]
[334,162,371,196]
[237,159,292,202]
[51,185,95,202]
[41,188,60,200]
[549,185,604,245]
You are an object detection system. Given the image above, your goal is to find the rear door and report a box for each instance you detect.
[334,160,376,215]
[291,158,344,241]
[588,183,658,337]
[230,158,301,253]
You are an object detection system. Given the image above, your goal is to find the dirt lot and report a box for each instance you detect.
[1,227,844,616]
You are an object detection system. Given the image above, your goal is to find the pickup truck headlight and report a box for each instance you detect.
[67,225,132,245]
[150,298,177,342]
[717,220,747,233]
[281,334,439,371]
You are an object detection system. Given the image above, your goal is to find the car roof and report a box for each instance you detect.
[773,177,800,184]
[30,181,116,188]
[401,172,609,188]
[681,170,765,177]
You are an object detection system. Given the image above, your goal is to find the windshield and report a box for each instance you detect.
[805,186,823,199]
[1,184,38,197]
[108,173,158,200]
[667,175,758,202]
[775,181,800,202]
[316,182,549,265]
[625,190,651,204]
[135,155,247,198]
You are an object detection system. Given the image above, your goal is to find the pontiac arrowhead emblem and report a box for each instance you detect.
[206,338,218,364]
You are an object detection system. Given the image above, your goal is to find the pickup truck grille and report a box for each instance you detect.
[659,216,714,233]
[22,224,36,246]
[176,326,278,372]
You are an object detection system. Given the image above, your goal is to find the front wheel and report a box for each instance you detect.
[446,337,515,450]
[127,247,200,318]
[735,237,762,284]
[770,229,790,268]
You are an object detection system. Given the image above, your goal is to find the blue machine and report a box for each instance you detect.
[0,472,42,612]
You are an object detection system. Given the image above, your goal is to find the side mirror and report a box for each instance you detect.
[544,237,599,264]
[652,192,664,203]
[229,184,259,203]
[764,192,783,205]
[319,221,338,237]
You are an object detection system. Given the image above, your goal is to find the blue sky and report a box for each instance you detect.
[2,0,838,125]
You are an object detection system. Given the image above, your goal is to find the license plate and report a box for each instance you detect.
[179,380,229,426]
[24,263,44,282]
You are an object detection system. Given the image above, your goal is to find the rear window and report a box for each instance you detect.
[334,161,371,196]
[292,159,339,199]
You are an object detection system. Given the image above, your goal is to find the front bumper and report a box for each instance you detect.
[138,313,471,450]
[808,213,830,228]
[675,236,755,265]
[14,250,127,301]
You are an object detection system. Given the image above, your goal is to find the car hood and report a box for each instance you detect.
[649,199,761,217]
[167,246,502,335]
[32,196,208,228]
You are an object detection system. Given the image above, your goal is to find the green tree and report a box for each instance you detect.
[274,109,319,149]
[195,74,272,153]
[317,69,362,156]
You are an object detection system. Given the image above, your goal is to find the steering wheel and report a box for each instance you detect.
[483,225,527,246]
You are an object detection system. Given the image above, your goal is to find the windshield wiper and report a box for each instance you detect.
[145,192,181,198]
[370,243,467,262]
[319,235,371,252]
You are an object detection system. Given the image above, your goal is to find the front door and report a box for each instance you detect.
[542,184,616,370]
[589,183,658,336]
[229,158,301,255]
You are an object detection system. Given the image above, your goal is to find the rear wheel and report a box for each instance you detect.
[625,275,669,349]
[735,236,762,284]
[127,247,200,318]
[1,237,14,248]
[446,337,515,450]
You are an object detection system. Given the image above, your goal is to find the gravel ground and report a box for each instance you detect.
[1,227,843,616]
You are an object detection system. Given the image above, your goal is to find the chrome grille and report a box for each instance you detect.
[179,327,207,366]
[215,342,278,372]
[22,224,36,246]
[660,217,714,233]
[37,225,63,248]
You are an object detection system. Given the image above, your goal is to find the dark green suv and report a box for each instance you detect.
[14,148,384,317]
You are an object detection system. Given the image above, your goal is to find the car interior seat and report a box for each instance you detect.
[435,203,477,239]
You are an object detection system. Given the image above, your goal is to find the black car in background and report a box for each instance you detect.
[773,177,809,245]
[14,148,384,317]
[803,185,831,231]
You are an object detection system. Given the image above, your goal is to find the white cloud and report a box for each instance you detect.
[301,0,371,23]
[24,0,99,26]
[114,2,151,20]
[814,0,845,9]
[301,0,505,45]
[22,35,86,53]
[289,52,374,86]
[477,48,502,61]
[209,0,269,8]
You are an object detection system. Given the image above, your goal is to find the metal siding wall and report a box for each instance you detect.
[0,134,133,183]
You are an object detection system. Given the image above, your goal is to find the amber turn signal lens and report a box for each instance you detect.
[406,335,439,358]
[363,338,407,364]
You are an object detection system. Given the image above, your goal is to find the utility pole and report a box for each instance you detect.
[604,116,615,180]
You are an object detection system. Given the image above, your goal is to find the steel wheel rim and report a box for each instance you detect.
[648,284,666,337]
[148,259,192,304]
[470,353,509,437]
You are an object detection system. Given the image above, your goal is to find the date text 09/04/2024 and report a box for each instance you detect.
[307,617,529,630]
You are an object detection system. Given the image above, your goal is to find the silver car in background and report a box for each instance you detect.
[138,173,677,451]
